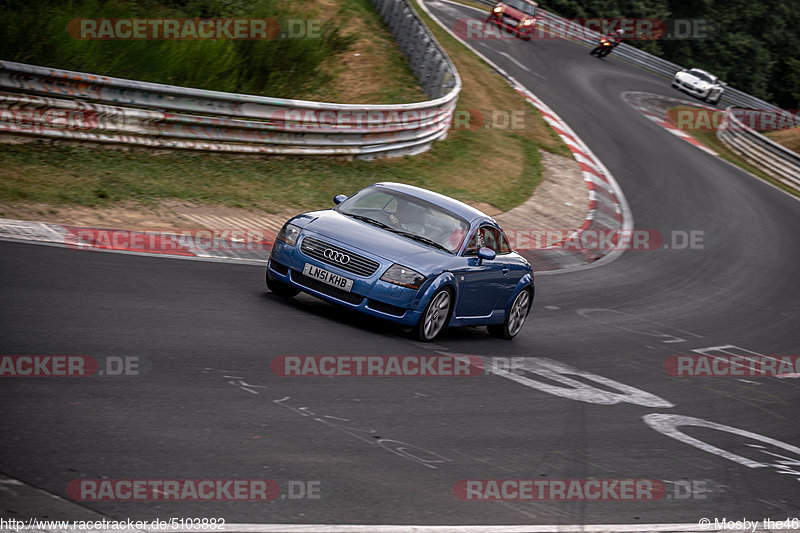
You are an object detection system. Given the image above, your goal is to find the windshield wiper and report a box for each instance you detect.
[343,212,391,230]
[386,228,451,253]
[343,212,451,253]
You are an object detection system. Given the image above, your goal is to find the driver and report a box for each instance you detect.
[387,199,427,234]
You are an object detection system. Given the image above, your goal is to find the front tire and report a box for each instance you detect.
[266,270,299,298]
[488,289,532,339]
[413,287,452,342]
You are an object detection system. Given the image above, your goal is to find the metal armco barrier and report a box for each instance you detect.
[717,107,800,193]
[0,0,461,159]
[470,0,780,111]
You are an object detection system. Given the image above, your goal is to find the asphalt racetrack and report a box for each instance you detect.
[1,0,799,526]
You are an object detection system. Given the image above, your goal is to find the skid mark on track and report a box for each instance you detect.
[274,397,452,470]
[577,308,702,344]
[203,367,453,470]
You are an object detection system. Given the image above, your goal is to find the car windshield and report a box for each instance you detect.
[503,0,537,16]
[688,69,715,82]
[336,188,470,254]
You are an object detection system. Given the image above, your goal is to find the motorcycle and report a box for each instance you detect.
[590,37,617,58]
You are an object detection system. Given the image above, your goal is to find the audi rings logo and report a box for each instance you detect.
[323,248,351,265]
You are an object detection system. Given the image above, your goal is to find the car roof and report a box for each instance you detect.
[371,182,491,224]
[501,0,538,5]
[688,68,714,77]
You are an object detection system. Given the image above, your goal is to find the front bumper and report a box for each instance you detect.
[267,234,430,327]
[672,79,711,98]
[488,14,535,38]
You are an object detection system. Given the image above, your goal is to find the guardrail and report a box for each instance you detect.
[717,107,800,193]
[469,0,779,111]
[0,0,460,159]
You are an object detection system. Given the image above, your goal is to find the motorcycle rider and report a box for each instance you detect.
[591,28,623,57]
[610,28,624,45]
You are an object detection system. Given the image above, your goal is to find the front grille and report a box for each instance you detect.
[291,270,364,305]
[367,299,406,317]
[300,236,380,277]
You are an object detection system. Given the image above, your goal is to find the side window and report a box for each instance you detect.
[481,227,499,252]
[464,226,510,255]
[463,228,483,256]
[497,229,512,254]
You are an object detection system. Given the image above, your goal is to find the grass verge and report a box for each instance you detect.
[0,0,569,220]
[764,127,800,154]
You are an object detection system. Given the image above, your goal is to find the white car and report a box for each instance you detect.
[672,68,725,105]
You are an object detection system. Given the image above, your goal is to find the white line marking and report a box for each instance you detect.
[487,357,674,407]
[691,344,783,375]
[497,51,533,75]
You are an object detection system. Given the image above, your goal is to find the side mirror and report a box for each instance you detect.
[477,247,496,265]
[333,194,347,205]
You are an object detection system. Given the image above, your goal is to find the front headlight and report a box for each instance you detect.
[493,6,503,12]
[675,71,685,78]
[522,19,534,26]
[277,222,301,246]
[381,264,426,289]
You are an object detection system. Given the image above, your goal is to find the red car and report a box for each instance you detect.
[487,0,539,40]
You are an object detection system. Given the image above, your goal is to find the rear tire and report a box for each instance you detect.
[413,287,452,342]
[488,289,532,339]
[266,270,299,298]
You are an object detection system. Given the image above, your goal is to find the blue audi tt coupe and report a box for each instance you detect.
[266,182,534,341]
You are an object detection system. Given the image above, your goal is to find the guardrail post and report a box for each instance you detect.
[388,2,403,30]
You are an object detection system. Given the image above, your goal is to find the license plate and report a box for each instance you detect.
[303,263,353,292]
